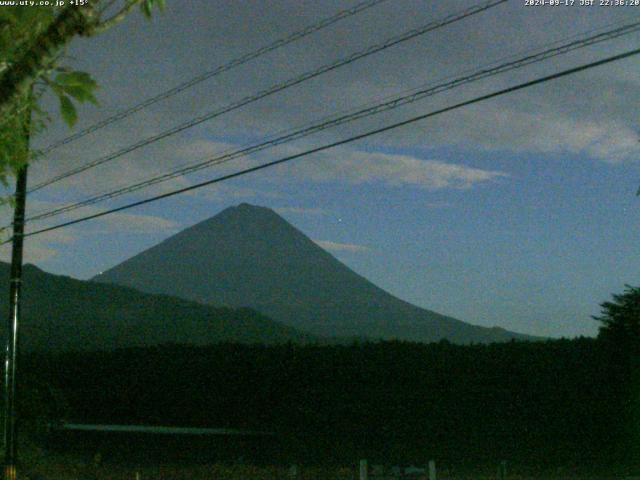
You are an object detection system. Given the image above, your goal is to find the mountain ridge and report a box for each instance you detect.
[0,261,316,351]
[95,203,537,344]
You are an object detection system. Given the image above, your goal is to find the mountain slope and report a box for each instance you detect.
[0,262,314,352]
[96,203,535,344]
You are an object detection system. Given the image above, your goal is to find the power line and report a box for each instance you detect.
[27,15,638,220]
[29,0,508,193]
[15,46,640,242]
[25,19,640,223]
[38,0,391,155]
[26,20,640,221]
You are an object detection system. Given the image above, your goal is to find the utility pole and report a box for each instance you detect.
[3,165,27,480]
[3,101,30,480]
[3,165,28,480]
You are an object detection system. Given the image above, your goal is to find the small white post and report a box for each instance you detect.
[359,459,368,480]
[428,460,436,480]
[135,472,141,480]
[289,464,298,478]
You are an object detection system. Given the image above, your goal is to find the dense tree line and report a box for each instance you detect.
[19,337,638,472]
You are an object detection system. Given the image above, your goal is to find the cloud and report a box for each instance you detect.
[0,199,178,266]
[0,242,60,264]
[30,132,283,207]
[22,0,639,216]
[184,183,285,202]
[0,200,179,241]
[28,126,505,218]
[29,135,236,198]
[0,221,79,264]
[314,239,370,253]
[444,106,640,163]
[280,149,508,189]
[87,212,179,234]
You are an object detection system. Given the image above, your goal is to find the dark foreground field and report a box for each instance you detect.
[14,337,640,478]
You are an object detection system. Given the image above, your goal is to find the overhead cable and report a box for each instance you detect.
[38,0,392,155]
[29,0,508,193]
[25,20,640,223]
[14,46,640,241]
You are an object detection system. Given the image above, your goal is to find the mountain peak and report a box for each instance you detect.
[188,203,306,248]
[96,204,535,344]
[226,202,269,213]
[207,203,287,227]
[236,202,262,210]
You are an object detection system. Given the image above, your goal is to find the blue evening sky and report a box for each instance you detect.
[2,0,639,338]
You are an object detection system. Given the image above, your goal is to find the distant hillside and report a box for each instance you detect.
[96,203,537,344]
[0,262,314,352]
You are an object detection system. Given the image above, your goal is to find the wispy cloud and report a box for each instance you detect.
[451,107,640,163]
[280,149,508,189]
[0,224,79,264]
[0,192,180,269]
[314,239,371,253]
[87,212,179,234]
[5,199,179,236]
[0,200,179,259]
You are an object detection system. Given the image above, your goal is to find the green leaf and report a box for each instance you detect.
[47,81,64,96]
[53,70,98,107]
[59,95,77,127]
[55,71,95,88]
[141,0,153,18]
[62,85,98,105]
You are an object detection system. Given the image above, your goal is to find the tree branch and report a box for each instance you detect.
[0,4,99,118]
[92,0,141,35]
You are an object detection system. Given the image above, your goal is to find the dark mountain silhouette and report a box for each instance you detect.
[0,262,314,352]
[95,203,535,344]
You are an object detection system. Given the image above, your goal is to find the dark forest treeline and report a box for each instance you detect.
[20,338,640,471]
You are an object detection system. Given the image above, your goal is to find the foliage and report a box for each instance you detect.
[593,285,640,462]
[45,70,99,127]
[593,284,640,349]
[0,0,165,188]
[1,6,85,188]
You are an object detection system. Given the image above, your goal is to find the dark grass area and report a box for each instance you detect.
[11,337,640,477]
